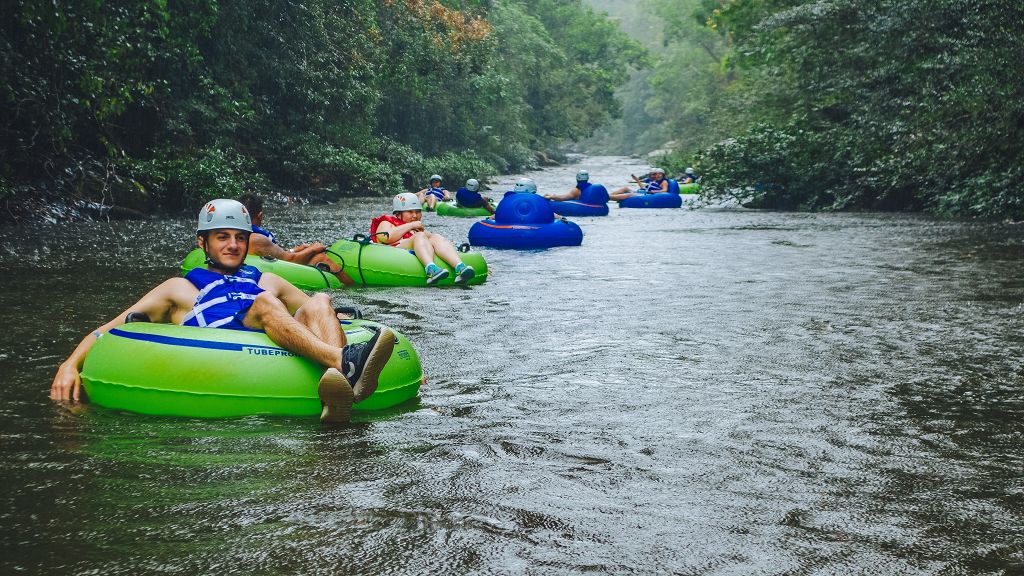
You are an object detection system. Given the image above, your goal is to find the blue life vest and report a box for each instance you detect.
[425,187,446,200]
[643,179,664,193]
[456,187,483,207]
[251,223,276,242]
[252,224,276,244]
[181,265,264,330]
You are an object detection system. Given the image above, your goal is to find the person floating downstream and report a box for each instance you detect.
[50,199,394,423]
[238,193,354,287]
[417,174,451,211]
[544,169,591,202]
[679,167,698,184]
[609,167,669,201]
[370,193,475,285]
[455,178,495,215]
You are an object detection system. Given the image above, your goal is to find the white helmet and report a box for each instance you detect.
[393,192,422,212]
[576,169,589,182]
[650,167,665,175]
[685,167,695,175]
[197,199,252,233]
[513,177,537,194]
[466,178,480,192]
[429,174,443,183]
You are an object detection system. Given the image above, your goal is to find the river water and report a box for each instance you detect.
[0,156,1021,574]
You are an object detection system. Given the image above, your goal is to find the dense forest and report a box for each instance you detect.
[4,0,1021,221]
[0,0,643,220]
[588,0,1024,219]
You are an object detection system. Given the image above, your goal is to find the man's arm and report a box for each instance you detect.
[250,234,327,266]
[51,279,185,402]
[544,187,580,201]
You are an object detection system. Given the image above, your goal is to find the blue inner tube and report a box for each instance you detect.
[619,193,683,209]
[468,218,583,249]
[494,193,554,225]
[549,199,609,217]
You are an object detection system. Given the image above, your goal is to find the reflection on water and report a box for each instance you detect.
[1,157,1022,574]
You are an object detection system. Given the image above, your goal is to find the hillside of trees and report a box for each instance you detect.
[0,0,644,220]
[588,0,1023,219]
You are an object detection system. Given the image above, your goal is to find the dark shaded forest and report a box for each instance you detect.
[0,0,643,220]
[589,0,1023,219]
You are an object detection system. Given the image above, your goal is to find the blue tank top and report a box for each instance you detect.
[425,187,446,200]
[576,181,591,194]
[252,224,276,244]
[181,265,264,330]
[456,187,483,207]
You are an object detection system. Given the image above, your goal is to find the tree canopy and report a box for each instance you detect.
[591,0,1024,219]
[0,0,644,217]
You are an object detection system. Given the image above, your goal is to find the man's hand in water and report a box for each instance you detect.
[51,361,83,402]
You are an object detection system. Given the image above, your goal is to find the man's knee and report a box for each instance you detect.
[251,291,281,315]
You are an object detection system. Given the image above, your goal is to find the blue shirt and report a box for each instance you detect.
[456,187,483,207]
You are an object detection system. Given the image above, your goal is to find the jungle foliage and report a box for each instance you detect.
[596,0,1023,219]
[0,0,643,218]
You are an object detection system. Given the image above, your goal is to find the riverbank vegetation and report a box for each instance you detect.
[1,0,643,221]
[590,0,1023,220]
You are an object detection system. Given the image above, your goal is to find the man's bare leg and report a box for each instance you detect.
[294,293,346,348]
[243,292,352,422]
[243,292,341,369]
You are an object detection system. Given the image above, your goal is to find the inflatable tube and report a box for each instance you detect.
[549,183,609,217]
[468,218,583,249]
[182,250,342,291]
[678,182,700,193]
[435,201,491,218]
[619,193,683,209]
[667,179,680,194]
[80,319,422,417]
[548,200,609,217]
[324,238,488,287]
[579,184,610,204]
[494,192,555,225]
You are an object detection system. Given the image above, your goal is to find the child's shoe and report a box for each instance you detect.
[425,263,449,285]
[454,263,476,285]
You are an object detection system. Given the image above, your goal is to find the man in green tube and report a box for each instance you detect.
[238,193,353,287]
[50,199,394,423]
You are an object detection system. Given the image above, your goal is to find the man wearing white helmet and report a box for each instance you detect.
[370,193,476,285]
[510,177,538,195]
[454,178,495,215]
[50,199,394,423]
[680,167,698,184]
[416,174,451,211]
[609,167,668,201]
[544,169,592,202]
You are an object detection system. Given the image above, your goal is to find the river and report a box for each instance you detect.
[1,156,1022,574]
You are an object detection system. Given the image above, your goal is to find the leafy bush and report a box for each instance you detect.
[129,148,267,211]
[421,151,498,191]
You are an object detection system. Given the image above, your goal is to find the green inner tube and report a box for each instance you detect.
[81,320,422,418]
[324,239,488,287]
[181,250,342,291]
[678,182,700,194]
[435,201,491,217]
